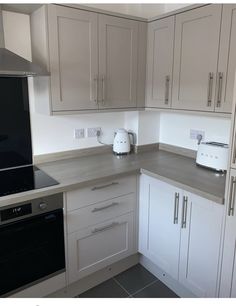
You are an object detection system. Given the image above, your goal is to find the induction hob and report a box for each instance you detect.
[0,165,59,197]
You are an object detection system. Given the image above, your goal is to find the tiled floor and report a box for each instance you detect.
[78,264,179,298]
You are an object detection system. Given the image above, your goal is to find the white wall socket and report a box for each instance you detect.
[190,129,205,140]
[87,127,101,137]
[74,128,85,139]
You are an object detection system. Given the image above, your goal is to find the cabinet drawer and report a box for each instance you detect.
[66,175,137,211]
[67,212,135,283]
[67,193,136,233]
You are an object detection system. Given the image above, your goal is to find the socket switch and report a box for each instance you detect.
[74,128,85,139]
[190,129,205,140]
[87,127,101,137]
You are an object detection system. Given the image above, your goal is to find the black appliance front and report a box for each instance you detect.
[0,77,32,170]
[0,209,65,296]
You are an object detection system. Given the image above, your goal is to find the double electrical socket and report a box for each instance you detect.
[74,127,101,139]
[190,129,205,140]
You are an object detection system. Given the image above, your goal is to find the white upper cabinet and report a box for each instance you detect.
[172,5,222,112]
[98,15,138,109]
[146,16,175,108]
[48,5,98,111]
[31,5,145,114]
[47,5,99,112]
[216,4,236,113]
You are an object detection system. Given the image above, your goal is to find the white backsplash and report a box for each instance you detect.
[159,112,231,151]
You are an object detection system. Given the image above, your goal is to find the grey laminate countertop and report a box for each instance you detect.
[0,150,226,208]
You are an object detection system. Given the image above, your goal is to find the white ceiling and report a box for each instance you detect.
[84,3,191,18]
[1,3,191,19]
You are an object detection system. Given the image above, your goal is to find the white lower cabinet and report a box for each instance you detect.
[139,174,224,297]
[66,175,137,285]
[179,192,224,297]
[68,213,135,283]
[139,175,181,280]
[220,169,236,297]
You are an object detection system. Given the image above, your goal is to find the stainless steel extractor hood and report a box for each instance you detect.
[0,10,49,77]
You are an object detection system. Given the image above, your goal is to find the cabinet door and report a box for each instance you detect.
[172,5,222,111]
[98,15,138,109]
[139,175,182,280]
[179,192,224,297]
[146,16,175,108]
[216,5,236,113]
[220,169,236,297]
[67,213,135,283]
[47,5,99,111]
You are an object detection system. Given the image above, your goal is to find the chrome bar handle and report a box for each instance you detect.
[181,196,188,228]
[216,72,223,108]
[233,140,236,165]
[91,182,119,191]
[165,75,170,105]
[101,75,105,105]
[92,75,98,104]
[91,222,119,234]
[92,202,119,213]
[173,192,179,224]
[207,72,214,107]
[228,176,236,216]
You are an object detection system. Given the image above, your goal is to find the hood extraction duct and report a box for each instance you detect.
[0,9,49,77]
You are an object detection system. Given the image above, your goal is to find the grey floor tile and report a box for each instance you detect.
[78,278,129,298]
[133,280,179,298]
[114,264,157,294]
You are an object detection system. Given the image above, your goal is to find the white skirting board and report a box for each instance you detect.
[139,255,196,298]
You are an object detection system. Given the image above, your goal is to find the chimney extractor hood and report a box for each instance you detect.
[0,10,49,77]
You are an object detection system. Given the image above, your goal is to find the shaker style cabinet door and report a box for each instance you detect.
[146,16,175,108]
[216,5,236,113]
[172,5,222,111]
[67,213,135,283]
[98,15,138,109]
[179,193,224,297]
[47,5,99,111]
[220,169,236,297]
[139,175,182,280]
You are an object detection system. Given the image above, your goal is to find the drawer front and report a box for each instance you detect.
[67,212,135,283]
[66,175,137,211]
[67,193,136,233]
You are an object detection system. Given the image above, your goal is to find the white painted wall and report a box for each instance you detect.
[84,3,189,19]
[2,10,32,61]
[159,112,231,151]
[124,111,160,145]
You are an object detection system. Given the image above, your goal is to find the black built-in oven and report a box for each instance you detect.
[0,193,65,297]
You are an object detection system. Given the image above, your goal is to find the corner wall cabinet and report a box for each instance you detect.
[172,5,221,112]
[139,174,224,297]
[31,4,146,115]
[146,4,236,114]
[145,16,175,108]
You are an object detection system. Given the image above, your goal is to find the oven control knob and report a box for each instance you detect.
[39,202,47,210]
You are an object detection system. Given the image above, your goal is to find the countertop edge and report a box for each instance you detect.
[140,168,224,205]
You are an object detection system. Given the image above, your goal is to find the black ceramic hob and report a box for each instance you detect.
[0,165,59,197]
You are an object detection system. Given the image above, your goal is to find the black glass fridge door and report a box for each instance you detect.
[0,209,65,296]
